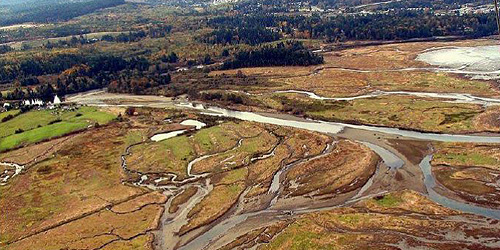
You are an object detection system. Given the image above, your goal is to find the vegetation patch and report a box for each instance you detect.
[432,142,500,169]
[0,107,115,151]
[126,122,242,178]
[0,125,144,245]
[181,182,245,234]
[373,194,403,207]
[192,129,278,174]
[303,96,486,133]
[284,140,378,197]
[432,142,500,208]
[261,191,494,250]
[0,110,20,122]
[169,186,199,214]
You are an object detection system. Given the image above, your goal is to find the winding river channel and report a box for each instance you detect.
[419,155,500,219]
[66,89,500,249]
[275,89,500,106]
[173,101,500,249]
[177,103,500,212]
[179,103,500,143]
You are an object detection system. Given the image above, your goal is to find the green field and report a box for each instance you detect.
[372,194,403,207]
[0,109,20,121]
[0,107,116,151]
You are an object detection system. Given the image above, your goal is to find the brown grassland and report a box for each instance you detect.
[210,39,499,98]
[432,142,500,209]
[223,190,499,250]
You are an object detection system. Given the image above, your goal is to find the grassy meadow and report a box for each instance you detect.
[0,107,116,151]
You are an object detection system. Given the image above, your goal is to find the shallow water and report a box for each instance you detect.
[342,122,500,143]
[182,152,500,250]
[151,130,187,142]
[178,210,273,250]
[0,162,24,185]
[187,154,215,177]
[150,120,205,142]
[67,91,500,228]
[268,142,334,206]
[275,89,500,106]
[417,45,500,79]
[419,155,500,219]
[177,103,345,135]
[159,181,212,250]
[417,45,500,72]
[179,103,500,143]
[180,119,206,129]
[68,90,500,144]
[360,142,404,169]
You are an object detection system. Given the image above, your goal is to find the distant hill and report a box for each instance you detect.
[0,0,125,26]
[1,0,74,6]
[219,0,491,9]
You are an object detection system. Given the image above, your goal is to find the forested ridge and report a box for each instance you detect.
[205,11,497,41]
[0,0,125,26]
[1,54,161,100]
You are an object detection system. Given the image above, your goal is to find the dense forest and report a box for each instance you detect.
[0,54,86,83]
[108,73,171,94]
[207,11,497,41]
[312,12,497,41]
[0,54,153,100]
[222,41,324,69]
[198,27,280,45]
[0,45,13,54]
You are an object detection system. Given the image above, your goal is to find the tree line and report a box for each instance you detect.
[206,10,497,41]
[101,25,173,43]
[309,11,497,41]
[0,53,151,84]
[198,27,280,45]
[222,41,324,69]
[41,25,172,50]
[0,54,155,101]
[0,45,13,54]
[108,73,171,94]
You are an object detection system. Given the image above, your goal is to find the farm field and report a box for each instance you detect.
[0,106,116,151]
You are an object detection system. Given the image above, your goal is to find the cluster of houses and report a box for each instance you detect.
[1,95,62,111]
